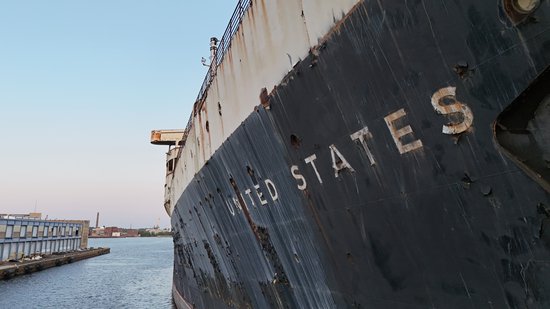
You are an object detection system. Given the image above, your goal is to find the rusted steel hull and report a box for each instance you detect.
[170,1,550,308]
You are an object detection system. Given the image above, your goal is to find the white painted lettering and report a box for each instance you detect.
[384,108,423,154]
[329,144,355,177]
[233,196,242,211]
[244,189,256,207]
[264,179,279,201]
[291,165,307,190]
[431,86,474,134]
[350,127,376,165]
[254,184,268,206]
[304,154,323,184]
[226,199,236,216]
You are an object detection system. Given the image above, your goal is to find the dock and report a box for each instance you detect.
[0,247,110,280]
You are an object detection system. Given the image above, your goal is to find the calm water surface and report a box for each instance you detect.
[0,237,174,309]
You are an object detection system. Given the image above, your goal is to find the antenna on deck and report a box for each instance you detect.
[201,37,219,67]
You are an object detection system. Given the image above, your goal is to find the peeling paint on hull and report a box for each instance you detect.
[169,0,550,308]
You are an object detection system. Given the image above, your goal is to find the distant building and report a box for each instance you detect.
[0,213,89,262]
[125,229,139,237]
[89,226,139,238]
[104,226,119,237]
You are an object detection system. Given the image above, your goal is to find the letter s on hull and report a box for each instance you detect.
[431,86,474,134]
[291,165,307,191]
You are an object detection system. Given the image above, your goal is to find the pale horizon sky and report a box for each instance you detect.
[0,1,237,228]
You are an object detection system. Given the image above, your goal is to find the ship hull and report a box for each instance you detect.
[171,0,550,308]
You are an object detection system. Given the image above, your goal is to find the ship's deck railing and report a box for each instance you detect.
[180,0,252,139]
[196,0,251,103]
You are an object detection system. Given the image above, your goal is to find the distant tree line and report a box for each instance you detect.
[137,229,172,237]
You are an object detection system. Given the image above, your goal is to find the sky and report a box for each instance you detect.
[0,0,236,228]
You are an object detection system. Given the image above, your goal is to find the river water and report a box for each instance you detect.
[0,237,174,309]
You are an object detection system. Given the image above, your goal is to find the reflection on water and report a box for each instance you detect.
[0,237,174,309]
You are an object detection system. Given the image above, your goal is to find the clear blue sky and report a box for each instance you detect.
[0,1,236,228]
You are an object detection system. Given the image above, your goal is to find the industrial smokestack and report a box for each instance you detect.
[96,212,99,228]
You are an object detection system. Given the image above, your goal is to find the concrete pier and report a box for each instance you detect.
[0,247,110,280]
